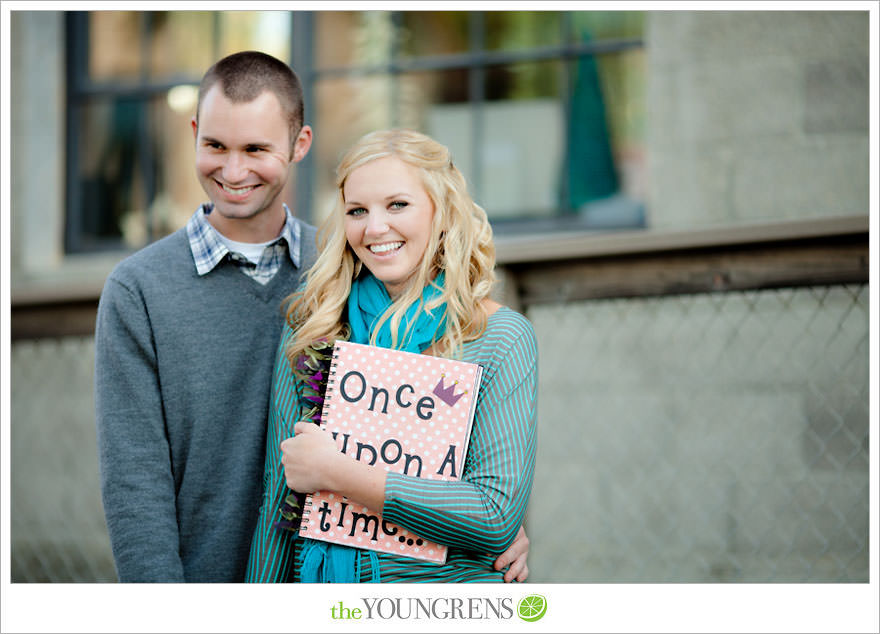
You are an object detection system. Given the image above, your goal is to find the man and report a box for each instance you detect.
[95,51,529,583]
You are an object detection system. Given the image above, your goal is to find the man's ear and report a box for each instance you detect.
[291,125,313,163]
[191,117,198,140]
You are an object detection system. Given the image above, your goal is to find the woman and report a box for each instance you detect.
[247,129,537,582]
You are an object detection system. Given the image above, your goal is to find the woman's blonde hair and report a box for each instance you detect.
[284,128,496,368]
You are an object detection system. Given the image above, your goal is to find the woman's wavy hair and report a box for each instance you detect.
[284,128,496,369]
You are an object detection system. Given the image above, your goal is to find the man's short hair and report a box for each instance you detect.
[196,51,305,151]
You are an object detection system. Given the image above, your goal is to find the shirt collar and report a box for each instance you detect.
[186,203,302,276]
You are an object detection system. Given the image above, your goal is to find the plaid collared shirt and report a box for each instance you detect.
[186,203,302,285]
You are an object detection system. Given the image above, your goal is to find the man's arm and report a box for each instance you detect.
[94,276,185,582]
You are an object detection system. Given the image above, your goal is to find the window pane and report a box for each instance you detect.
[312,68,474,217]
[89,12,144,82]
[486,59,559,102]
[314,11,393,69]
[312,75,394,221]
[595,48,646,203]
[485,12,563,51]
[73,93,204,250]
[218,11,291,62]
[396,68,470,126]
[314,12,361,68]
[74,98,149,248]
[148,12,216,79]
[478,98,564,219]
[566,48,646,226]
[151,91,206,240]
[399,12,470,58]
[566,51,618,211]
[571,11,644,41]
[479,61,564,219]
[396,69,474,198]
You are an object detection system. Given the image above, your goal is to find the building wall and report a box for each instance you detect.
[11,11,66,274]
[647,11,868,229]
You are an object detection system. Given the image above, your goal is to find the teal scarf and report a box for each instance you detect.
[348,271,447,352]
[298,272,447,583]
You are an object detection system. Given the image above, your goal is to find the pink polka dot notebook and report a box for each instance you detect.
[298,340,483,563]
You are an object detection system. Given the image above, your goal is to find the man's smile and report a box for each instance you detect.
[217,181,259,196]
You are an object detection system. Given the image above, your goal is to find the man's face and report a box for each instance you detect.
[192,85,310,239]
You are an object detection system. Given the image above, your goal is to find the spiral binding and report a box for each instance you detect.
[299,345,343,536]
[318,349,341,430]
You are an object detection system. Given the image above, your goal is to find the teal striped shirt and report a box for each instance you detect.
[246,306,538,583]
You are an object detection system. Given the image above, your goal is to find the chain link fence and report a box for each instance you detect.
[9,283,869,582]
[528,283,868,582]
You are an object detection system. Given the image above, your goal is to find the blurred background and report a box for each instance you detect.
[8,9,870,582]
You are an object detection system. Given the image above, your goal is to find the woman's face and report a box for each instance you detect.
[343,155,436,299]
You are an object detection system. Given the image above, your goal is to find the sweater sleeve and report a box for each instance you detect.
[381,318,538,555]
[245,326,299,582]
[94,276,185,582]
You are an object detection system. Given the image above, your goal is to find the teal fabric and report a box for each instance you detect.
[567,27,618,209]
[347,271,446,352]
[298,272,447,583]
[299,539,379,583]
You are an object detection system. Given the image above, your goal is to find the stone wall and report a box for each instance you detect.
[646,11,868,228]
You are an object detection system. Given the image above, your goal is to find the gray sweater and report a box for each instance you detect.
[94,222,317,582]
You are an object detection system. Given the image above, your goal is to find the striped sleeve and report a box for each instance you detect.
[381,311,538,555]
[245,325,300,582]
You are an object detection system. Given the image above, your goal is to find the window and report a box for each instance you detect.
[65,10,645,253]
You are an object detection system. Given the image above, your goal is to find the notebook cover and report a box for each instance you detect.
[298,340,483,563]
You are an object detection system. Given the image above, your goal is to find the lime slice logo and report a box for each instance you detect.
[517,594,547,622]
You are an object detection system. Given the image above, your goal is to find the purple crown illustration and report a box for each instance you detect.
[433,373,467,407]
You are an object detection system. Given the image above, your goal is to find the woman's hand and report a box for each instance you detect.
[280,422,342,493]
[280,422,388,511]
